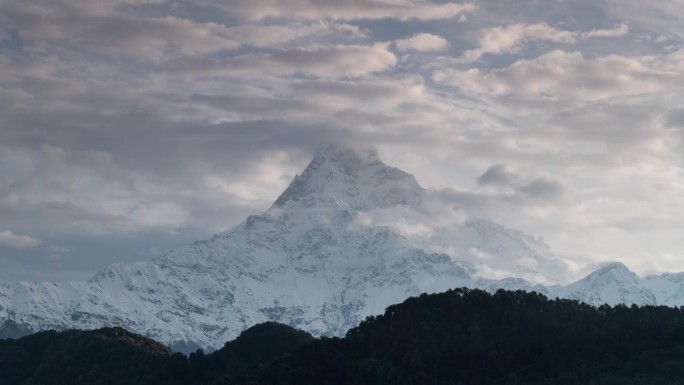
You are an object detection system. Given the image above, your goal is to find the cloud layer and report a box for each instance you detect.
[1,0,684,281]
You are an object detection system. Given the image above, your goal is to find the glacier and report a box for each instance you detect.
[0,145,681,351]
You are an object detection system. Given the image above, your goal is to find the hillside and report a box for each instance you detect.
[234,288,684,385]
[0,327,181,385]
[5,289,684,384]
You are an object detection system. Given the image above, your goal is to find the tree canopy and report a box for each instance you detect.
[5,288,684,385]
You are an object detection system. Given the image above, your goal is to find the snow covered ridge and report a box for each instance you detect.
[0,145,681,351]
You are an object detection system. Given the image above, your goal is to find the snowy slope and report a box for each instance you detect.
[641,273,684,306]
[0,146,681,350]
[552,263,656,306]
[410,218,570,284]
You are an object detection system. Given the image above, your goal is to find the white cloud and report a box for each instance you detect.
[0,230,42,249]
[230,22,365,47]
[0,146,193,237]
[358,200,468,239]
[431,50,680,168]
[5,0,371,63]
[226,0,476,21]
[168,43,397,78]
[7,3,242,62]
[459,22,632,63]
[460,23,576,63]
[290,75,427,109]
[599,0,684,39]
[395,33,450,52]
[582,23,630,38]
[435,50,675,102]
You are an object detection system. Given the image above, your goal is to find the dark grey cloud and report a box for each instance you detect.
[413,163,572,225]
[665,108,684,140]
[476,164,566,203]
[519,177,566,202]
[477,164,518,187]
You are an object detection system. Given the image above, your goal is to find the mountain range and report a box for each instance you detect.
[1,145,683,352]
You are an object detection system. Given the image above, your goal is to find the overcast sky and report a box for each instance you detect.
[2,0,684,282]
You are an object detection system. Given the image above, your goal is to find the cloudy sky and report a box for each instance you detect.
[2,0,684,282]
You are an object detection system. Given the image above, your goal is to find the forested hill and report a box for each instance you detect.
[6,289,684,385]
[0,322,313,385]
[0,327,182,385]
[236,289,684,385]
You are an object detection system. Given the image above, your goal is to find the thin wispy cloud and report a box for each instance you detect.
[0,230,42,249]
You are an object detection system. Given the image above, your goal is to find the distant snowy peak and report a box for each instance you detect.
[587,262,638,281]
[642,273,684,307]
[455,219,569,284]
[273,145,424,211]
[555,262,657,306]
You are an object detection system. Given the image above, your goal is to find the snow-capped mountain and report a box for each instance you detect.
[272,145,424,211]
[552,262,657,306]
[548,262,684,307]
[0,146,680,351]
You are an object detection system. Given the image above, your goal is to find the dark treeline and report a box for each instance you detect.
[5,288,684,384]
[0,322,312,385]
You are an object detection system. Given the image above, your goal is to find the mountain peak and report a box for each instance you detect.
[273,145,424,211]
[576,262,638,285]
[313,145,382,166]
[592,262,633,277]
[556,261,656,306]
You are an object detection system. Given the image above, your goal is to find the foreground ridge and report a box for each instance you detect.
[4,289,684,385]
